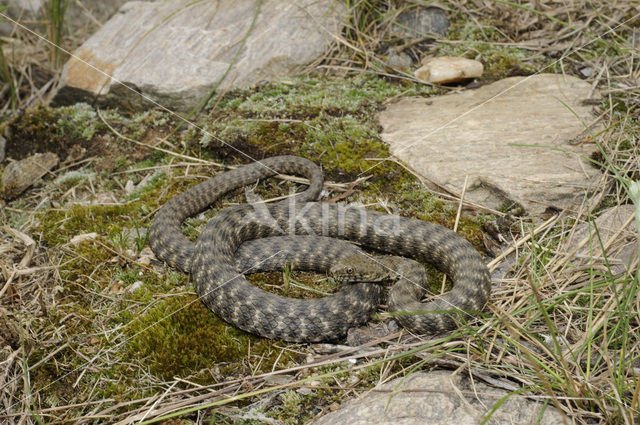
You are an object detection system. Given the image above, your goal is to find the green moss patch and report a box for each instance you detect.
[201,75,432,183]
[40,203,142,246]
[125,295,299,380]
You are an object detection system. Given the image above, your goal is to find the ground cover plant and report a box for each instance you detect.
[0,0,639,423]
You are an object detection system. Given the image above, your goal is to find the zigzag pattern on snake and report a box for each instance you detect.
[149,156,491,342]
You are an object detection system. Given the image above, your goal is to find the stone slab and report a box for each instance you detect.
[379,74,602,216]
[52,0,345,112]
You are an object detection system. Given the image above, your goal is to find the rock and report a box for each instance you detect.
[124,179,135,196]
[313,370,565,425]
[69,232,99,245]
[126,280,144,293]
[0,22,12,37]
[0,1,40,36]
[52,0,346,112]
[390,7,449,38]
[63,1,131,32]
[1,0,129,35]
[385,50,413,70]
[2,0,42,24]
[579,66,594,78]
[137,246,156,266]
[561,205,637,276]
[1,152,58,199]
[379,74,602,216]
[0,135,6,162]
[414,56,483,84]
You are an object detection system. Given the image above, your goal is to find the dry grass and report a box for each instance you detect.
[1,0,640,424]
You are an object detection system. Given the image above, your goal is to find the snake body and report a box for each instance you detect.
[150,156,491,342]
[330,255,454,333]
[150,156,324,272]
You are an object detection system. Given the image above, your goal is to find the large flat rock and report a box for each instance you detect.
[379,74,602,216]
[52,0,344,112]
[312,370,565,425]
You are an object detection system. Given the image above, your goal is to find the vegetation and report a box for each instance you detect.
[0,0,638,424]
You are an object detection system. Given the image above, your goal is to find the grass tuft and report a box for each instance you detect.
[0,1,639,423]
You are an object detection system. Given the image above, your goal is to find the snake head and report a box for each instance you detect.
[329,263,357,283]
[329,254,389,284]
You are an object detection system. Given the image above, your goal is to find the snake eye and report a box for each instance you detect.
[346,267,354,274]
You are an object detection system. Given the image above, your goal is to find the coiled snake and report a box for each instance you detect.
[149,156,490,342]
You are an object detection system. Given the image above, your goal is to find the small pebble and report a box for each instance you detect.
[385,49,413,70]
[137,246,156,265]
[69,232,99,245]
[414,56,483,84]
[580,66,594,77]
[125,179,135,195]
[126,280,144,293]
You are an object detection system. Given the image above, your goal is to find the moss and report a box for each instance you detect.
[279,390,304,422]
[30,350,82,408]
[211,75,425,119]
[55,103,108,140]
[57,240,114,284]
[125,295,299,380]
[53,170,94,191]
[298,114,388,176]
[200,75,427,192]
[4,199,29,228]
[127,172,167,201]
[40,203,142,247]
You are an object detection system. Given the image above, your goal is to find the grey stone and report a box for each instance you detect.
[1,152,58,199]
[561,205,637,276]
[0,22,12,37]
[0,135,6,163]
[385,50,413,70]
[312,370,565,425]
[378,74,602,216]
[580,66,594,78]
[390,7,449,38]
[2,0,42,22]
[0,0,42,36]
[52,0,346,112]
[1,0,130,35]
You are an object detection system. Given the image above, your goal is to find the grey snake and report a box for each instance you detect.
[149,156,490,342]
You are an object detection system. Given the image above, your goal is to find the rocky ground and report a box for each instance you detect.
[0,1,639,424]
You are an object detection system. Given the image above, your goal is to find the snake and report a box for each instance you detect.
[149,155,491,342]
[329,255,456,334]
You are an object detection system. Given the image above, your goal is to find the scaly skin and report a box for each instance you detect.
[149,156,491,342]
